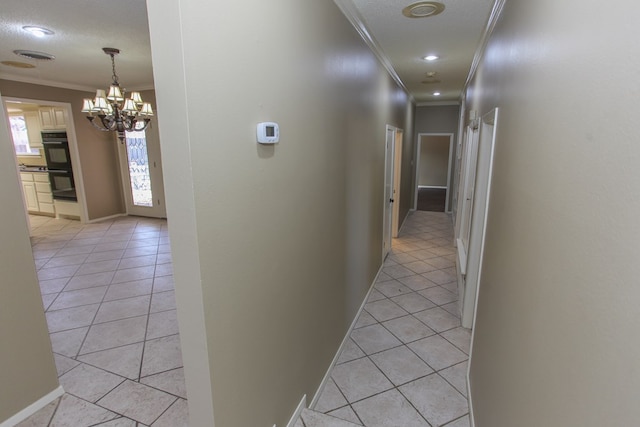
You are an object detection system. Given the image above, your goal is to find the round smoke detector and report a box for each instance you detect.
[402,1,445,18]
[1,61,36,69]
[13,50,55,61]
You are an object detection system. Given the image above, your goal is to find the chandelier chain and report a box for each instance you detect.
[110,54,119,85]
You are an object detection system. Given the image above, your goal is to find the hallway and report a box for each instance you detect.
[18,215,186,426]
[302,210,470,427]
[18,211,468,426]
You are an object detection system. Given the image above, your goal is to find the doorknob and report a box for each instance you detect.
[390,198,395,203]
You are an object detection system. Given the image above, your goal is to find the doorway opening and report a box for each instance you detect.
[383,125,403,259]
[2,97,88,225]
[414,133,454,213]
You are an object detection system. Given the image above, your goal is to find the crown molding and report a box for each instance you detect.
[0,73,154,93]
[416,100,461,107]
[333,0,414,104]
[463,0,507,92]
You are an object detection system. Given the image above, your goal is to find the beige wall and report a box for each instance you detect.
[419,135,450,187]
[147,0,413,425]
[415,105,460,210]
[466,0,640,425]
[0,90,59,423]
[0,80,125,220]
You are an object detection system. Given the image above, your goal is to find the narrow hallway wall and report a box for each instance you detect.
[147,0,415,425]
[466,0,640,425]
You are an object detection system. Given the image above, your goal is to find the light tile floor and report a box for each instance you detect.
[305,210,470,427]
[19,211,466,427]
[18,215,187,427]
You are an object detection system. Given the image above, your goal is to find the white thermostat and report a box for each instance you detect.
[257,122,279,144]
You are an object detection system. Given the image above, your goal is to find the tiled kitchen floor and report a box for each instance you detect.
[303,210,470,427]
[18,210,467,427]
[18,214,187,427]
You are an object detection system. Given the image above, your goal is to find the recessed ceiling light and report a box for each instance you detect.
[433,92,441,96]
[1,61,36,69]
[13,50,55,61]
[22,26,54,38]
[424,55,439,61]
[402,2,445,18]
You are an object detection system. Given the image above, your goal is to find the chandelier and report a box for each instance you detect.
[81,48,153,142]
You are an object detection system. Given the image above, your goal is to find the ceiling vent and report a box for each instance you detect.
[1,61,36,69]
[402,1,445,18]
[13,50,55,61]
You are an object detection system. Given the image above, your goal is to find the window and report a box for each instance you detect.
[9,114,38,155]
[124,130,153,207]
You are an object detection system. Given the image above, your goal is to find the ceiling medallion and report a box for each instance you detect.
[402,1,445,18]
[1,61,36,69]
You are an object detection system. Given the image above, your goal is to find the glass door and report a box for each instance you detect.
[119,129,166,218]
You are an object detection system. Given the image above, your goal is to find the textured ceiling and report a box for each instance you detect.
[0,0,153,92]
[0,0,494,102]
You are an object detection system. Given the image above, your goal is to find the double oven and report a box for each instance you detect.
[41,131,77,201]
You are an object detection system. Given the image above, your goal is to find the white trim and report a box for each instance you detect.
[286,394,307,427]
[463,0,507,92]
[310,265,385,409]
[414,133,455,213]
[466,109,499,426]
[456,238,467,276]
[332,0,413,103]
[416,100,461,107]
[418,185,447,189]
[0,73,154,93]
[0,386,64,427]
[467,368,476,427]
[86,212,127,223]
[397,208,412,236]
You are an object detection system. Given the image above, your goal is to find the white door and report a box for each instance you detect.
[119,129,167,218]
[392,129,403,238]
[383,126,395,259]
[459,108,499,328]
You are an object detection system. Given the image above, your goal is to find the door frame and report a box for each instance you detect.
[414,133,455,213]
[2,96,88,223]
[382,125,397,259]
[392,128,403,238]
[459,108,499,329]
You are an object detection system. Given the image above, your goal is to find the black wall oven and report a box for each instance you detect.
[42,131,77,201]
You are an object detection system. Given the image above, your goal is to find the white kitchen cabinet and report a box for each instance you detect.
[34,174,55,214]
[21,179,39,213]
[20,172,55,216]
[39,107,67,130]
[24,111,43,147]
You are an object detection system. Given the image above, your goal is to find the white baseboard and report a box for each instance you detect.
[0,386,64,427]
[398,209,411,235]
[86,213,126,223]
[467,376,475,427]
[309,265,384,409]
[286,394,307,427]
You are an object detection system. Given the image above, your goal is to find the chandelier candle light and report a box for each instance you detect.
[81,48,153,143]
